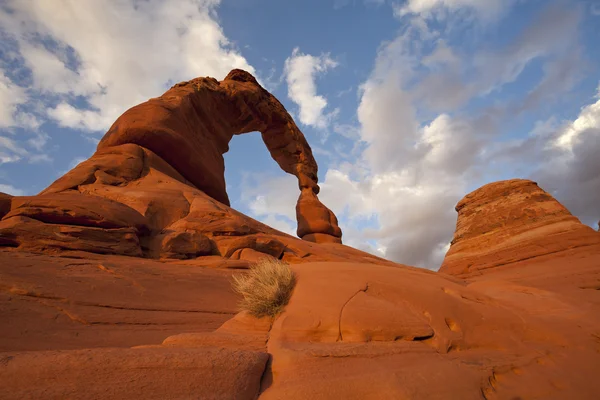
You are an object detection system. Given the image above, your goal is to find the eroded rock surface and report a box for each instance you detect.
[96,68,341,243]
[296,188,342,244]
[256,261,600,399]
[0,192,11,219]
[439,179,600,277]
[0,250,238,351]
[0,70,354,258]
[0,347,268,400]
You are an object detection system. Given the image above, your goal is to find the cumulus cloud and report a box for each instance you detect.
[554,88,600,151]
[319,114,481,268]
[227,0,596,270]
[529,87,600,227]
[357,70,418,172]
[284,47,339,129]
[316,0,592,269]
[482,86,600,229]
[0,0,254,133]
[238,172,299,236]
[232,0,594,270]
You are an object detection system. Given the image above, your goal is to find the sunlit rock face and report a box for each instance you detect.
[0,69,348,259]
[439,179,600,277]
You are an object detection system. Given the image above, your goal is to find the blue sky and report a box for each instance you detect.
[1,0,599,269]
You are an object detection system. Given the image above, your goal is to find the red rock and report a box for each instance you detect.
[3,244,600,398]
[300,233,342,244]
[217,234,286,259]
[0,216,143,256]
[93,69,341,244]
[163,311,272,352]
[232,248,278,263]
[41,144,148,195]
[296,188,342,243]
[0,191,151,256]
[0,347,268,400]
[2,70,351,258]
[1,142,361,261]
[0,250,238,351]
[6,192,149,233]
[439,179,600,277]
[0,192,11,219]
[159,231,214,259]
[97,70,317,206]
[257,260,600,399]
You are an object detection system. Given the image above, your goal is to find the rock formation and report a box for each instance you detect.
[439,179,600,277]
[0,192,11,218]
[0,70,347,260]
[1,75,600,399]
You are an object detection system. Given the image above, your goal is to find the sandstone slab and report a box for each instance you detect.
[0,346,268,400]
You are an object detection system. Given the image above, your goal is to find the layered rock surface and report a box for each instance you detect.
[0,70,354,260]
[439,179,600,277]
[3,249,599,399]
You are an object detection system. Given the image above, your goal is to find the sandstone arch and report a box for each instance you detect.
[95,69,341,244]
[1,70,341,256]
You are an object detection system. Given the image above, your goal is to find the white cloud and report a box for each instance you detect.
[258,215,296,237]
[46,103,108,132]
[554,87,600,151]
[0,183,25,196]
[319,114,479,269]
[0,73,27,128]
[237,172,299,236]
[357,73,418,172]
[529,85,600,227]
[0,134,51,165]
[284,47,338,129]
[0,136,29,164]
[307,0,589,270]
[0,0,254,133]
[421,40,459,69]
[19,42,80,95]
[394,0,511,20]
[27,131,50,152]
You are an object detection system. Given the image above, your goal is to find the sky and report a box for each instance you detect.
[1,0,599,269]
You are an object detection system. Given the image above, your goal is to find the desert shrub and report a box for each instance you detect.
[232,259,296,318]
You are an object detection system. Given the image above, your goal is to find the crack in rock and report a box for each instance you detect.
[337,283,369,342]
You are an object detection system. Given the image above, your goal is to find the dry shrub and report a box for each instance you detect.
[232,258,296,318]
